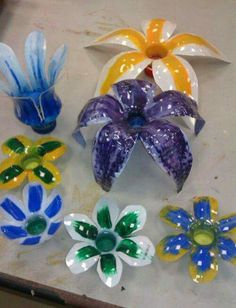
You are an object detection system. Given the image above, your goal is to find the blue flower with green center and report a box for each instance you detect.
[64,198,155,287]
[0,183,63,245]
[156,196,236,283]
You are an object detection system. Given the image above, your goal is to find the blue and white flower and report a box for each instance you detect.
[0,182,63,245]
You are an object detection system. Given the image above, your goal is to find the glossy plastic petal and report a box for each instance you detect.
[23,182,45,213]
[189,247,218,283]
[193,196,219,221]
[156,233,192,262]
[97,253,123,287]
[112,79,156,112]
[64,213,98,243]
[140,120,192,192]
[36,137,67,161]
[166,33,228,61]
[92,198,119,230]
[218,213,236,234]
[92,122,138,191]
[91,28,146,52]
[73,95,124,147]
[25,31,48,91]
[0,224,27,240]
[142,19,176,44]
[217,236,236,264]
[0,43,30,96]
[44,190,62,219]
[95,51,151,96]
[66,242,100,274]
[117,235,154,266]
[2,135,32,155]
[48,44,68,86]
[159,205,194,231]
[0,157,26,190]
[114,205,146,237]
[0,196,26,222]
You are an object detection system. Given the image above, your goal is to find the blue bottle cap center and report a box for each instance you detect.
[26,215,47,235]
[95,230,117,252]
[127,113,146,128]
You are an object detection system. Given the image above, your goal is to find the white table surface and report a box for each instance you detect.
[0,0,236,307]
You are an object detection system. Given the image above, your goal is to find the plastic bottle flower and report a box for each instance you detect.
[0,135,67,190]
[88,18,226,130]
[156,196,236,283]
[73,79,204,192]
[0,183,63,245]
[64,198,154,287]
[0,31,67,134]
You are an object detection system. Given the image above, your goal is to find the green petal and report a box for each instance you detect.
[97,203,112,229]
[33,165,55,184]
[37,141,63,156]
[100,254,117,277]
[73,221,98,240]
[76,245,100,261]
[115,208,144,237]
[4,138,25,154]
[117,238,143,258]
[0,165,24,184]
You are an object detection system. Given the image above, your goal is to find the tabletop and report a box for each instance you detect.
[0,0,236,307]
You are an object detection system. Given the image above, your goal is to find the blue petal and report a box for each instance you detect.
[1,225,27,239]
[25,183,44,213]
[48,44,67,86]
[193,198,211,220]
[0,197,26,221]
[218,214,236,233]
[48,222,61,235]
[217,236,236,261]
[44,194,62,218]
[21,236,41,245]
[160,206,193,231]
[191,247,213,272]
[163,234,192,255]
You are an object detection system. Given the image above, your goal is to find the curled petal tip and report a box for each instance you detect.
[72,128,86,148]
[194,117,206,136]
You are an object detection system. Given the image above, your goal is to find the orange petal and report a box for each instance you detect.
[143,19,176,45]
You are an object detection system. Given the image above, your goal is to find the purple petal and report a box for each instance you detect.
[112,79,156,113]
[144,91,205,135]
[92,122,138,191]
[140,120,192,192]
[72,95,124,147]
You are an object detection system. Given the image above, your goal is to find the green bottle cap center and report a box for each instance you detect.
[22,154,41,170]
[95,230,116,252]
[193,228,215,246]
[26,215,47,235]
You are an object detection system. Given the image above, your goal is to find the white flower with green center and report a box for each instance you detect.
[64,199,155,287]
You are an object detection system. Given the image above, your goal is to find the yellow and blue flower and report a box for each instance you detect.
[156,196,236,283]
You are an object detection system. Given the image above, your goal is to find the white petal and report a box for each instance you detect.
[0,195,26,222]
[92,198,119,230]
[142,19,176,43]
[48,44,68,86]
[23,182,47,216]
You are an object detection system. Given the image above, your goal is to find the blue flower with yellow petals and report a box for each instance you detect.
[156,196,236,283]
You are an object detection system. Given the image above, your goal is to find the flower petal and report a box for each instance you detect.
[28,161,61,189]
[66,242,100,274]
[21,236,41,245]
[193,196,218,221]
[0,79,12,96]
[218,213,236,234]
[217,236,236,264]
[47,221,62,235]
[189,247,218,283]
[48,44,68,86]
[112,79,156,113]
[156,233,192,262]
[159,205,194,231]
[44,190,63,219]
[64,213,98,243]
[36,137,67,161]
[0,196,26,221]
[24,31,48,91]
[97,253,122,287]
[92,122,138,192]
[0,225,27,239]
[145,90,205,135]
[23,183,45,213]
[142,19,176,44]
[166,33,227,62]
[117,235,154,266]
[140,120,192,192]
[92,198,119,230]
[89,28,146,52]
[2,136,32,156]
[0,157,26,190]
[72,95,124,147]
[95,51,151,96]
[0,43,30,96]
[114,205,146,237]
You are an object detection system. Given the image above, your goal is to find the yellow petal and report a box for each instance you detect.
[0,157,26,190]
[35,137,67,161]
[193,196,219,221]
[144,19,167,45]
[2,135,33,156]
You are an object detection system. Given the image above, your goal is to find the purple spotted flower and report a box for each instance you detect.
[73,79,205,192]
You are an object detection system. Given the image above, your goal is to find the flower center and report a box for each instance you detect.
[25,215,47,235]
[127,113,146,128]
[145,43,169,59]
[95,230,116,252]
[21,154,41,170]
[191,222,216,246]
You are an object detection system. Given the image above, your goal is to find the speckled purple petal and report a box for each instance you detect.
[73,95,125,147]
[92,122,138,191]
[140,120,192,192]
[144,91,205,135]
[112,79,156,113]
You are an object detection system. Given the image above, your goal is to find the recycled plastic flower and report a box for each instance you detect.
[0,31,67,133]
[0,183,63,245]
[73,79,205,192]
[0,135,67,190]
[156,196,236,283]
[64,198,154,287]
[88,18,226,130]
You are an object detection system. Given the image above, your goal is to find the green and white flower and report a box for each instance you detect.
[64,198,154,287]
